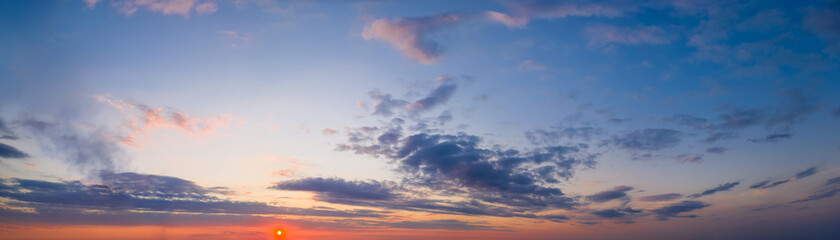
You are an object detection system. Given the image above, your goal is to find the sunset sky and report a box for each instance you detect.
[1,0,840,239]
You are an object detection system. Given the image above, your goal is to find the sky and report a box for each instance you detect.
[1,0,840,239]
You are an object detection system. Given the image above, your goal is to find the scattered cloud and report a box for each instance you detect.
[525,127,603,145]
[637,193,682,202]
[362,13,460,64]
[689,181,739,198]
[518,60,547,71]
[94,95,233,147]
[586,186,633,203]
[219,30,254,48]
[405,75,457,113]
[748,133,793,143]
[610,128,683,151]
[749,179,790,189]
[487,2,621,28]
[795,167,818,179]
[0,172,384,220]
[271,177,401,201]
[0,142,28,159]
[111,0,219,17]
[19,118,127,174]
[706,147,728,154]
[652,200,710,220]
[586,25,675,45]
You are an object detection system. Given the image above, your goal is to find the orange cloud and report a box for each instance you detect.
[94,95,233,147]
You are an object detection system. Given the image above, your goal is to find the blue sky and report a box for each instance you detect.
[1,0,840,239]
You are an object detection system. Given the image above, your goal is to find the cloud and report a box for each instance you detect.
[0,142,28,159]
[405,75,457,113]
[487,1,621,27]
[368,90,410,117]
[803,5,840,52]
[796,167,818,179]
[271,177,400,201]
[591,207,642,219]
[676,154,703,163]
[84,0,101,8]
[19,118,127,174]
[827,177,840,186]
[113,0,218,16]
[321,128,338,135]
[792,179,840,204]
[748,133,793,143]
[525,127,603,145]
[586,25,675,45]
[0,173,383,219]
[362,13,460,64]
[738,9,788,32]
[0,117,18,140]
[219,30,254,48]
[652,200,710,220]
[833,106,840,117]
[703,132,739,143]
[610,128,683,151]
[585,186,633,203]
[94,95,233,147]
[637,193,682,202]
[706,147,728,154]
[749,179,790,189]
[518,60,547,71]
[388,219,505,231]
[337,122,598,212]
[689,181,740,198]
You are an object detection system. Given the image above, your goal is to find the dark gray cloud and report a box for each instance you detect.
[795,167,818,179]
[652,200,710,220]
[0,173,383,219]
[792,186,840,204]
[689,181,740,198]
[637,193,682,202]
[585,186,633,203]
[591,207,641,219]
[525,127,603,145]
[20,118,127,174]
[271,177,400,201]
[369,90,410,117]
[666,114,712,130]
[405,77,457,113]
[717,89,820,131]
[388,219,506,231]
[827,177,840,186]
[392,133,589,210]
[706,147,728,154]
[368,76,458,117]
[610,128,682,151]
[0,142,28,159]
[0,117,18,140]
[703,131,739,143]
[748,133,793,143]
[749,179,790,189]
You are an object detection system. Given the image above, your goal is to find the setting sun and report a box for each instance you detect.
[277,230,282,236]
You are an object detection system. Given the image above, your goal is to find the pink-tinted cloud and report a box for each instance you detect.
[84,0,101,8]
[321,128,338,136]
[93,95,233,147]
[519,60,547,71]
[486,11,527,28]
[112,0,218,17]
[488,2,621,27]
[219,30,254,48]
[586,25,675,45]
[362,13,460,64]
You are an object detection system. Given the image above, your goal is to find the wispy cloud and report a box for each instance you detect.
[487,1,621,28]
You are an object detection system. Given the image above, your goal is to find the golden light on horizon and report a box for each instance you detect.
[276,230,282,236]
